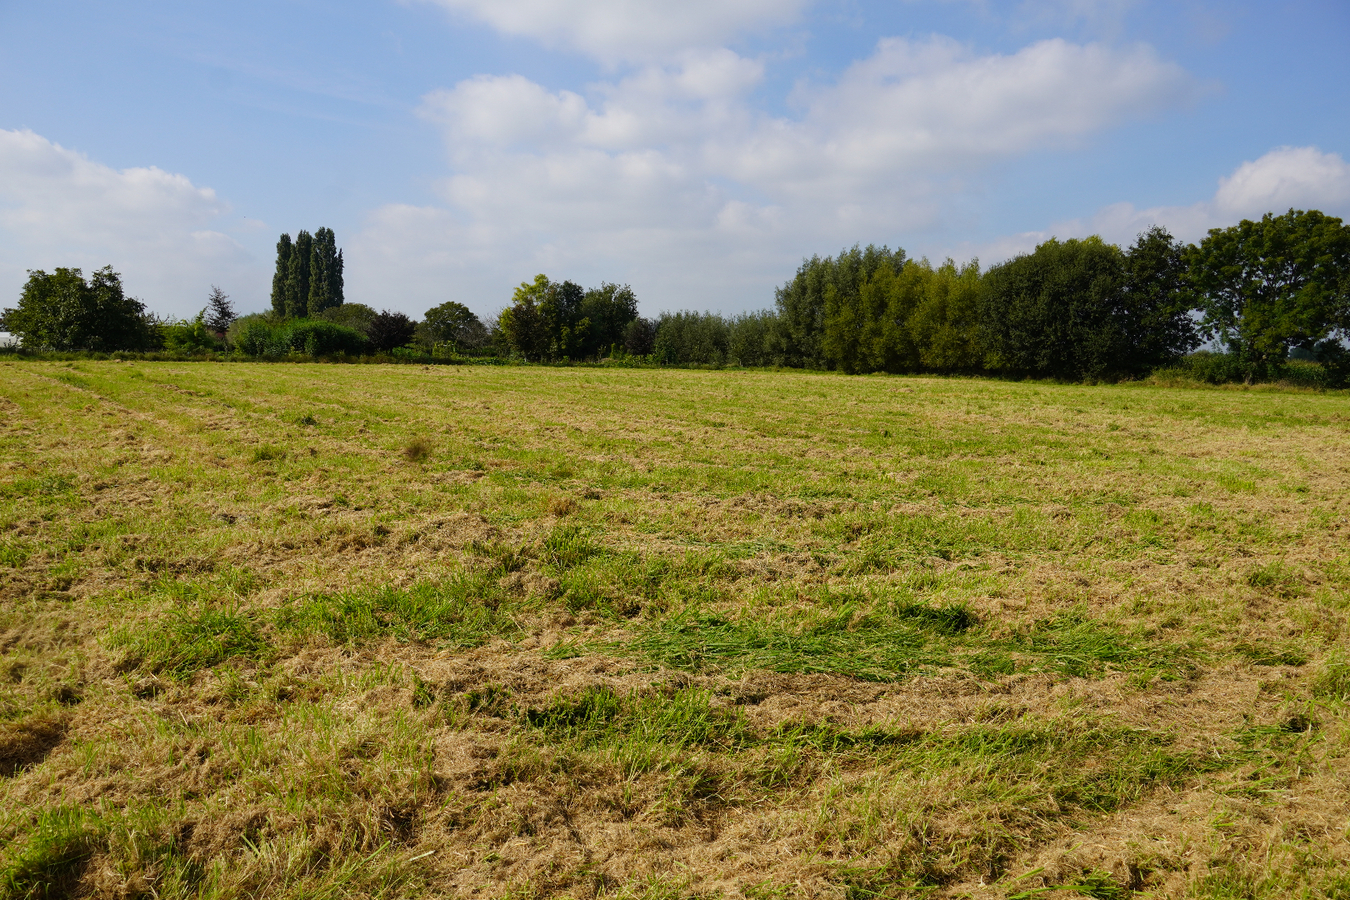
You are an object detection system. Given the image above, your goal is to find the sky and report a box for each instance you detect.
[1,0,1348,323]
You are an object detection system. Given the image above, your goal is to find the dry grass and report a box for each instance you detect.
[1,360,1348,899]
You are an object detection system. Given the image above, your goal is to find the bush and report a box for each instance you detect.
[284,320,369,356]
[161,310,222,352]
[229,315,368,358]
[368,310,416,352]
[1177,350,1249,384]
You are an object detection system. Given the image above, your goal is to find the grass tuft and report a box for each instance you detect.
[112,606,269,679]
[250,444,286,463]
[403,437,433,463]
[275,576,517,646]
[0,807,104,900]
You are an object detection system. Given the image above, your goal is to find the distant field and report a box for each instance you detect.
[1,360,1348,899]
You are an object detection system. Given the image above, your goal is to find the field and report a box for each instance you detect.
[1,360,1348,900]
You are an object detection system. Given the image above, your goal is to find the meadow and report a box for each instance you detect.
[1,360,1348,899]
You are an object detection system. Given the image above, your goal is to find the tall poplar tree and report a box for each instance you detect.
[271,234,293,316]
[307,227,343,315]
[285,230,313,318]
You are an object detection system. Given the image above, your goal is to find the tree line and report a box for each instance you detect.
[632,208,1350,385]
[4,209,1347,385]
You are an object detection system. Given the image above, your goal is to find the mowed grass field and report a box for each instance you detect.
[1,360,1349,900]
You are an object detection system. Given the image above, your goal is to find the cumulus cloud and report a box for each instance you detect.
[414,0,809,63]
[965,146,1350,264]
[0,129,258,318]
[725,36,1194,198]
[355,34,1196,314]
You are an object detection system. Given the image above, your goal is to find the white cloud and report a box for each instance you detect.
[724,37,1193,197]
[1212,146,1350,217]
[966,146,1350,263]
[355,34,1195,314]
[0,129,260,319]
[414,0,810,63]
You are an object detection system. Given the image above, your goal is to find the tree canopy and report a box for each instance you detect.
[498,275,640,361]
[1187,209,1350,379]
[271,227,344,318]
[1,266,158,352]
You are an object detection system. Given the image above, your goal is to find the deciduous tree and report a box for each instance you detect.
[2,266,158,352]
[1187,209,1350,380]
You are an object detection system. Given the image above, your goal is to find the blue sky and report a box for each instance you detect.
[2,0,1348,321]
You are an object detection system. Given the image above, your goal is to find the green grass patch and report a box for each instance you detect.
[630,602,958,681]
[999,610,1191,679]
[0,806,105,899]
[523,685,750,755]
[275,576,518,646]
[112,606,269,679]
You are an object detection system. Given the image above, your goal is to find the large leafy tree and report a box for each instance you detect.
[980,237,1133,380]
[1121,226,1200,369]
[2,266,158,352]
[367,310,416,352]
[775,245,906,370]
[1187,209,1350,379]
[422,301,484,350]
[499,275,552,361]
[539,279,588,359]
[907,259,985,373]
[579,283,638,357]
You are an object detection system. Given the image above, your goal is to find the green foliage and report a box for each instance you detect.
[271,227,344,320]
[1121,226,1201,368]
[499,275,552,361]
[204,285,236,335]
[981,237,1137,379]
[367,310,416,352]
[230,316,369,357]
[271,233,293,317]
[1188,208,1350,381]
[317,301,377,335]
[500,275,639,361]
[906,259,985,372]
[818,245,911,373]
[578,282,639,357]
[653,311,732,366]
[286,230,312,318]
[2,266,159,352]
[306,226,344,316]
[624,317,657,356]
[161,309,222,353]
[421,300,488,354]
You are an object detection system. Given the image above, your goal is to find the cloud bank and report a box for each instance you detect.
[416,0,811,62]
[974,145,1350,262]
[353,35,1197,314]
[0,129,257,319]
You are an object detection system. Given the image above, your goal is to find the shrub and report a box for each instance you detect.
[161,310,222,352]
[368,310,417,352]
[230,316,368,357]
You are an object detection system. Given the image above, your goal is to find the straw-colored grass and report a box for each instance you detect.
[1,360,1347,898]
